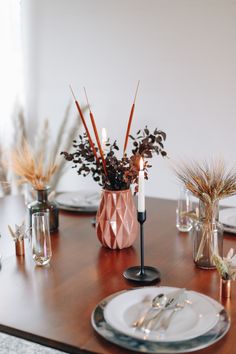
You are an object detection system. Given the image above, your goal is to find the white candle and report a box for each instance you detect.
[101,127,107,152]
[138,157,145,212]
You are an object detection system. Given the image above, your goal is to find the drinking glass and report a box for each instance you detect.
[176,186,193,232]
[31,211,52,266]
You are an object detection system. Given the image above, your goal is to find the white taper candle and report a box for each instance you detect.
[138,157,145,212]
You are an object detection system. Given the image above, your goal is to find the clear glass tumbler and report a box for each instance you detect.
[31,211,52,266]
[176,186,193,232]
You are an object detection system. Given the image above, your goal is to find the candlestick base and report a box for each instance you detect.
[123,266,161,284]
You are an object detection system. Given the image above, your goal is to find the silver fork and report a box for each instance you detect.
[132,293,167,328]
[158,303,185,331]
[153,293,187,332]
[141,289,186,333]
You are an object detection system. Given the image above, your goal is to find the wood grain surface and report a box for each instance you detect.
[0,195,235,354]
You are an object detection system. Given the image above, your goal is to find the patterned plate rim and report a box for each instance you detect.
[91,289,230,353]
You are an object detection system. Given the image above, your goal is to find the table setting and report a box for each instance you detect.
[0,83,235,354]
[61,85,234,353]
[91,287,230,353]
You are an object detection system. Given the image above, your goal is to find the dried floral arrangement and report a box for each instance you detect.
[175,159,236,212]
[62,127,167,191]
[175,159,236,262]
[8,221,25,242]
[61,85,167,191]
[213,249,236,280]
[11,141,57,190]
[0,102,85,197]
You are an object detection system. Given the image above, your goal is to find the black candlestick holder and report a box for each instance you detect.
[123,211,161,284]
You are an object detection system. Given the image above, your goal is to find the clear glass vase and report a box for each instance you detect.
[176,185,193,232]
[28,187,59,233]
[193,201,223,269]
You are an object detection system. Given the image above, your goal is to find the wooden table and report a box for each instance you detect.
[0,195,235,354]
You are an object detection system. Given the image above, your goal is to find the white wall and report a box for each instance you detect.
[21,0,236,205]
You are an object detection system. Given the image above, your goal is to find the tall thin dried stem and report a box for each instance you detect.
[34,119,50,159]
[50,113,82,190]
[9,102,84,194]
[0,146,11,195]
[50,102,72,165]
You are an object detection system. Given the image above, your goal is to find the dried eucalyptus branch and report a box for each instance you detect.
[61,126,167,191]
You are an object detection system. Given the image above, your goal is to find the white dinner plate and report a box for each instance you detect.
[91,288,230,353]
[56,191,100,212]
[219,208,236,233]
[104,287,218,342]
[222,225,236,234]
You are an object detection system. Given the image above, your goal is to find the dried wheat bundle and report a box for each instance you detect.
[175,159,236,206]
[175,159,236,263]
[11,141,57,190]
[10,102,83,192]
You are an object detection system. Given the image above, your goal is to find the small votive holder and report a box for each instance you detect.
[31,211,52,266]
[15,239,25,256]
[220,278,231,298]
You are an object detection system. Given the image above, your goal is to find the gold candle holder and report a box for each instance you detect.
[220,278,231,298]
[15,239,25,256]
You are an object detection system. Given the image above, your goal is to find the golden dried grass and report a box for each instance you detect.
[175,159,236,205]
[11,141,57,190]
[175,159,236,263]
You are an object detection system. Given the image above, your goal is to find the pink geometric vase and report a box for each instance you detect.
[96,189,138,249]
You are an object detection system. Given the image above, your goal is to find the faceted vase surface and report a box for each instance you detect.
[96,189,138,249]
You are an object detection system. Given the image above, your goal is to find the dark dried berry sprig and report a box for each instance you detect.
[130,126,167,158]
[61,127,167,191]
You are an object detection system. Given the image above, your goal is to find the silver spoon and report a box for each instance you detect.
[132,293,168,328]
[141,289,186,333]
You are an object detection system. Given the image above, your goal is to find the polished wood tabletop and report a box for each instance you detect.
[0,195,235,354]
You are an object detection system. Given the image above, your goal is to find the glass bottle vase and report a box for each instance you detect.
[28,187,59,233]
[193,201,223,269]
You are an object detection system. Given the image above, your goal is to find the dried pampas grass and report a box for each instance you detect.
[11,141,57,190]
[8,101,85,194]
